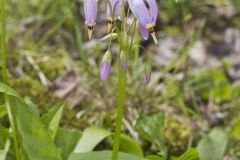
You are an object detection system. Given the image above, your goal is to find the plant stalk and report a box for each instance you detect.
[112,59,126,160]
[1,0,21,159]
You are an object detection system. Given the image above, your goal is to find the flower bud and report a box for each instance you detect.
[144,61,151,84]
[120,50,127,72]
[101,50,112,81]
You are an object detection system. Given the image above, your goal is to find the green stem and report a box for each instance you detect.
[112,59,126,160]
[1,0,7,83]
[1,1,21,159]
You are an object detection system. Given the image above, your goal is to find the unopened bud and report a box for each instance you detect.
[144,61,152,84]
[101,50,112,81]
[120,51,127,72]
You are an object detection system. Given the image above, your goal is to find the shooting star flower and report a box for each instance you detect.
[128,0,158,44]
[84,0,98,39]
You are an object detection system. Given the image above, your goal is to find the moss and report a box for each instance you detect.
[38,56,65,81]
[10,76,60,113]
[165,116,193,155]
[22,51,66,82]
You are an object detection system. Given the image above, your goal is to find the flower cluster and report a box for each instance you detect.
[84,0,158,41]
[84,0,158,83]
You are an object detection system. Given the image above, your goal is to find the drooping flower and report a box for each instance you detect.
[144,60,152,84]
[84,0,98,39]
[101,50,112,81]
[107,0,122,32]
[128,0,158,43]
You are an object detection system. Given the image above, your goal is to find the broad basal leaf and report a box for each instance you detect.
[197,128,228,160]
[0,105,7,118]
[146,155,164,160]
[177,148,199,160]
[119,134,143,157]
[135,113,165,148]
[0,83,21,99]
[73,126,143,157]
[0,83,62,160]
[41,102,64,139]
[0,125,9,149]
[55,128,82,160]
[68,151,147,160]
[8,96,62,160]
[74,127,111,153]
[0,139,11,160]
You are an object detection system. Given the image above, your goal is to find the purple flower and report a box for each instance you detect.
[84,0,98,39]
[107,0,122,32]
[107,0,122,20]
[101,50,112,81]
[128,0,158,43]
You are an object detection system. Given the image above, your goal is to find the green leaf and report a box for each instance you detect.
[68,151,147,160]
[0,105,7,118]
[55,128,82,160]
[0,83,22,99]
[188,69,232,102]
[232,0,240,11]
[24,97,39,117]
[41,102,64,139]
[0,83,62,160]
[0,125,9,149]
[177,148,199,160]
[8,96,62,160]
[119,134,143,157]
[198,128,228,160]
[0,139,11,160]
[146,155,164,160]
[135,113,165,147]
[230,116,240,139]
[74,127,111,153]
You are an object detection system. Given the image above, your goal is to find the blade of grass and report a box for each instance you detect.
[1,0,22,159]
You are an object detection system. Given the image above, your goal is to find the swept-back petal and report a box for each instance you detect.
[147,0,158,22]
[128,0,150,27]
[107,0,121,19]
[84,0,98,25]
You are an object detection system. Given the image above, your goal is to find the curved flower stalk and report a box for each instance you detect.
[128,0,158,44]
[84,0,98,39]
